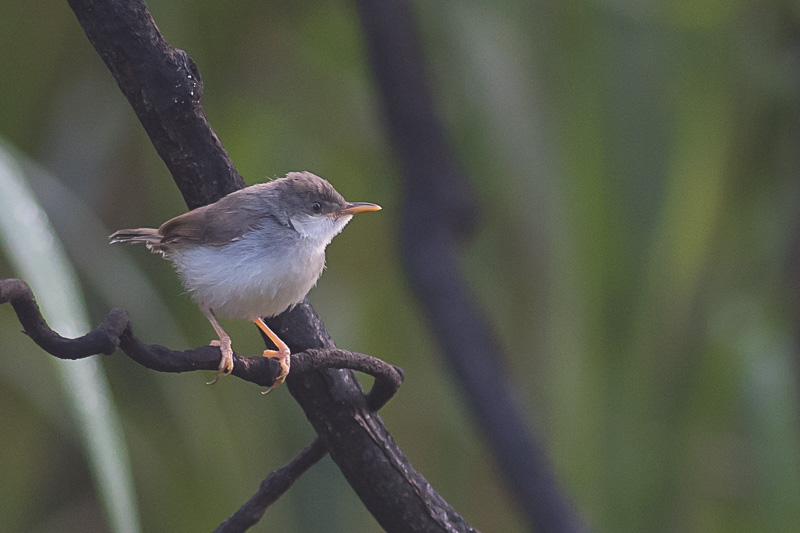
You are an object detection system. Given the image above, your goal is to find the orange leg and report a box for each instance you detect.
[254,317,291,394]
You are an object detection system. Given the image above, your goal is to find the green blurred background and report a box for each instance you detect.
[2,0,800,531]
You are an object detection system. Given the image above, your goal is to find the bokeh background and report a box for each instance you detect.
[2,0,800,531]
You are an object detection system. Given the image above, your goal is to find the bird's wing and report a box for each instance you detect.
[158,205,217,245]
[158,186,286,246]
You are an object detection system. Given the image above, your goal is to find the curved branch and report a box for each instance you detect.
[294,349,404,411]
[0,278,403,405]
[214,438,328,533]
[1,277,125,358]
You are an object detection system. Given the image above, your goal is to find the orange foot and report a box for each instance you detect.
[261,346,291,395]
[253,317,291,394]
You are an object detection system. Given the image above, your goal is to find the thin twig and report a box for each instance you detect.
[214,438,328,533]
[294,349,404,411]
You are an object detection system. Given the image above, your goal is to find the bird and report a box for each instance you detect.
[110,171,381,392]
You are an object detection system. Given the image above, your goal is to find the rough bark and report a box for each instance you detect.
[66,0,244,209]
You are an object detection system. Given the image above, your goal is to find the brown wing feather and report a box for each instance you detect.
[158,205,213,244]
[158,185,278,246]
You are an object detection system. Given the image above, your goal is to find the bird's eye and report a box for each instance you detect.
[311,202,322,213]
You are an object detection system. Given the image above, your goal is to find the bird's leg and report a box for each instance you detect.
[253,317,291,394]
[205,308,234,385]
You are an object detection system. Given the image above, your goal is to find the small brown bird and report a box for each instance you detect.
[110,172,380,391]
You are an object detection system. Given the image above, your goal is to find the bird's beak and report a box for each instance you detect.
[336,202,382,216]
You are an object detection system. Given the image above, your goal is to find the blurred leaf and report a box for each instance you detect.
[0,141,141,533]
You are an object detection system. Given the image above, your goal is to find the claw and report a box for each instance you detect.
[261,347,291,395]
[206,337,233,385]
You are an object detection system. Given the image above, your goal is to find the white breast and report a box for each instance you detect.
[168,230,327,320]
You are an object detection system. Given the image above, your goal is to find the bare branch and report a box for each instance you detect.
[1,277,125,358]
[294,349,404,411]
[0,277,403,403]
[66,0,245,208]
[214,439,328,533]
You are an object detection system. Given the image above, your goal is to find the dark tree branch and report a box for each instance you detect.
[355,1,588,532]
[1,277,125,358]
[294,349,404,411]
[0,278,403,402]
[56,0,476,530]
[214,438,328,533]
[66,0,244,208]
[268,302,479,533]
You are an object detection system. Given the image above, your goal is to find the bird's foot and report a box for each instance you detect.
[261,346,291,395]
[207,337,234,385]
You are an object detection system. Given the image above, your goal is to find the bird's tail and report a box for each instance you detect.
[109,228,161,245]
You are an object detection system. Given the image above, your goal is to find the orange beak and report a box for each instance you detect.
[336,202,382,216]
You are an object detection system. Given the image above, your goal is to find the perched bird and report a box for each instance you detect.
[110,171,381,391]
